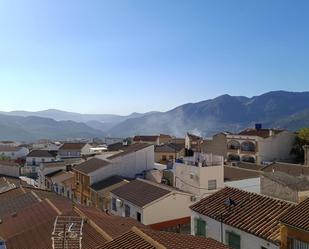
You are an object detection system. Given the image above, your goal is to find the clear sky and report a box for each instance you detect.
[0,0,308,115]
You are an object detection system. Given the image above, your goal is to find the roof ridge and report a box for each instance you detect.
[74,206,113,242]
[131,227,166,249]
[45,198,62,215]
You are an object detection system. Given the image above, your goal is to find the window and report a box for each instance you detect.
[169,155,174,160]
[112,198,117,211]
[195,218,206,237]
[162,155,167,161]
[226,231,241,249]
[124,204,130,217]
[208,180,217,190]
[136,212,141,222]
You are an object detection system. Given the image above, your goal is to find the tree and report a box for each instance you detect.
[291,127,309,163]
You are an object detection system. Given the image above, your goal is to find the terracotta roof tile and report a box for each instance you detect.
[0,200,57,240]
[91,175,128,192]
[111,180,171,207]
[263,171,309,191]
[238,128,283,138]
[133,136,159,142]
[27,150,56,158]
[76,205,147,239]
[59,143,87,151]
[280,197,309,231]
[73,158,111,174]
[155,143,184,153]
[261,162,309,176]
[190,187,295,244]
[97,230,155,249]
[4,213,107,249]
[0,191,38,218]
[107,143,152,160]
[97,227,230,249]
[0,146,22,152]
[141,228,230,249]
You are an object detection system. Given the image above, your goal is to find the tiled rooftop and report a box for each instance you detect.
[238,128,283,138]
[107,143,152,160]
[280,197,309,231]
[190,187,295,244]
[76,205,147,239]
[262,171,309,191]
[97,227,230,249]
[133,135,158,142]
[27,150,56,158]
[73,158,111,174]
[90,175,128,192]
[59,142,87,151]
[261,162,309,176]
[111,179,171,207]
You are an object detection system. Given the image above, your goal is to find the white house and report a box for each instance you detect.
[173,153,224,197]
[26,150,58,166]
[99,143,155,179]
[0,146,29,160]
[110,178,194,232]
[73,143,155,205]
[58,143,93,158]
[190,187,295,249]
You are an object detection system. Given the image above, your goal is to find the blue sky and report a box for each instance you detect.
[0,0,308,115]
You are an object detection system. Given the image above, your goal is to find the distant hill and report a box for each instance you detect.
[107,91,309,137]
[1,91,308,141]
[0,109,155,132]
[0,114,103,142]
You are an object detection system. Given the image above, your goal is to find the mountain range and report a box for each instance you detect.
[0,91,308,142]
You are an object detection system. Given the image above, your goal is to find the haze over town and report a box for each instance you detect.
[0,1,309,249]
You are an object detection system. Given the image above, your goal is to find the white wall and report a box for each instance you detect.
[174,163,224,196]
[225,178,260,194]
[191,211,279,249]
[110,193,144,221]
[81,144,93,155]
[143,193,193,225]
[90,145,155,185]
[111,191,193,225]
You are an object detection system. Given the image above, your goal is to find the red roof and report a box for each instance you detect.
[97,227,230,249]
[280,197,309,232]
[133,135,158,142]
[59,142,87,151]
[190,187,295,244]
[238,128,283,138]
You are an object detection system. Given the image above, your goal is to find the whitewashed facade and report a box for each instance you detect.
[191,211,279,249]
